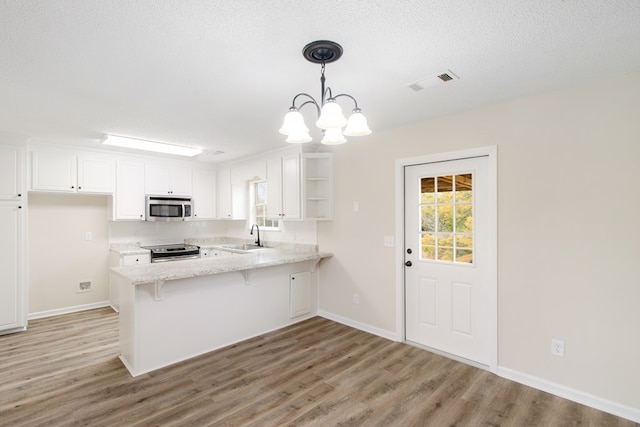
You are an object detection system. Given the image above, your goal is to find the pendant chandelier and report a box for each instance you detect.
[279,40,372,145]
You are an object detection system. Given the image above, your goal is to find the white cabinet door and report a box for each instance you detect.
[192,168,216,219]
[77,157,114,193]
[266,157,283,219]
[216,167,232,218]
[0,204,26,332]
[32,151,76,192]
[230,167,248,220]
[122,254,151,266]
[0,145,23,201]
[144,164,171,195]
[281,154,301,219]
[32,151,114,194]
[266,154,300,220]
[145,164,192,196]
[171,167,192,196]
[114,161,146,220]
[290,271,311,318]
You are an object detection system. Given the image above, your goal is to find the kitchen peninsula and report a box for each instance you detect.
[110,242,331,376]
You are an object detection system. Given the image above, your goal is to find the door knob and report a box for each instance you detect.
[405,261,412,267]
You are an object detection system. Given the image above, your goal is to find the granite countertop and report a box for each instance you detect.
[111,248,332,285]
[109,243,151,256]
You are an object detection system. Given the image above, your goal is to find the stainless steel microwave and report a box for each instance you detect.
[146,195,193,221]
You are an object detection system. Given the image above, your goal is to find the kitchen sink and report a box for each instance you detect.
[221,244,267,251]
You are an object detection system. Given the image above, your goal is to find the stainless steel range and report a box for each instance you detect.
[142,243,201,263]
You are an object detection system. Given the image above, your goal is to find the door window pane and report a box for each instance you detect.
[437,205,453,232]
[421,206,435,232]
[419,173,474,264]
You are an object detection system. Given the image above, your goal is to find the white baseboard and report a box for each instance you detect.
[315,311,639,423]
[317,310,399,342]
[28,301,113,320]
[498,367,640,423]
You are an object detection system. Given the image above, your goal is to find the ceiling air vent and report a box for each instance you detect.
[201,150,225,157]
[406,70,459,92]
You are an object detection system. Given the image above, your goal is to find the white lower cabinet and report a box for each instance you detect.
[0,203,27,334]
[201,248,232,258]
[290,271,311,318]
[109,252,150,311]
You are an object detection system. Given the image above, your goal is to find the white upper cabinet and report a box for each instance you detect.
[77,156,116,193]
[32,151,114,194]
[216,167,232,219]
[112,161,146,221]
[0,145,23,200]
[216,166,247,220]
[145,164,192,196]
[267,154,300,220]
[192,168,216,220]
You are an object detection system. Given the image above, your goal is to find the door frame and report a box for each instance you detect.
[394,146,498,373]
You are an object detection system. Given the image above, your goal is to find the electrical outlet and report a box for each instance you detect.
[384,236,394,247]
[77,281,92,293]
[551,339,565,357]
[352,293,359,304]
[85,231,92,241]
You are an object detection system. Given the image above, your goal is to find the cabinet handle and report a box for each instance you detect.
[17,193,22,197]
[18,206,22,209]
[78,186,82,190]
[71,186,75,189]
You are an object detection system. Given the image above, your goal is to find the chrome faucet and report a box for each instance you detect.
[250,223,262,247]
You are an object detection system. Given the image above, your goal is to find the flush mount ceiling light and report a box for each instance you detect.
[279,40,371,145]
[102,134,203,157]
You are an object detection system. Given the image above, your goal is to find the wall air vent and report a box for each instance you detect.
[406,70,459,92]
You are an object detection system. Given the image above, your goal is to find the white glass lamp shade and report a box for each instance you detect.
[343,110,372,136]
[315,99,347,130]
[320,127,347,145]
[279,109,307,135]
[286,128,313,143]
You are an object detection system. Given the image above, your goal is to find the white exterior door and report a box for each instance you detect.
[404,154,494,366]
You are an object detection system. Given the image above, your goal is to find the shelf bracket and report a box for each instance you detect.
[242,270,251,286]
[154,279,165,301]
[309,258,321,272]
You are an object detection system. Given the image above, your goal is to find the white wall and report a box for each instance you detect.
[225,220,317,246]
[317,72,640,411]
[28,193,110,314]
[109,219,226,246]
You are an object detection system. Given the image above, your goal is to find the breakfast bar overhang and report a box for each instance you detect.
[111,249,331,376]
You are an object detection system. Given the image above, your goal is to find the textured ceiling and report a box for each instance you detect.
[1,0,639,162]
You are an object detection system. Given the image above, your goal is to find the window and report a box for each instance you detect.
[251,180,279,229]
[420,173,473,263]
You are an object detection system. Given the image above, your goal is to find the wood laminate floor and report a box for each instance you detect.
[0,308,636,426]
